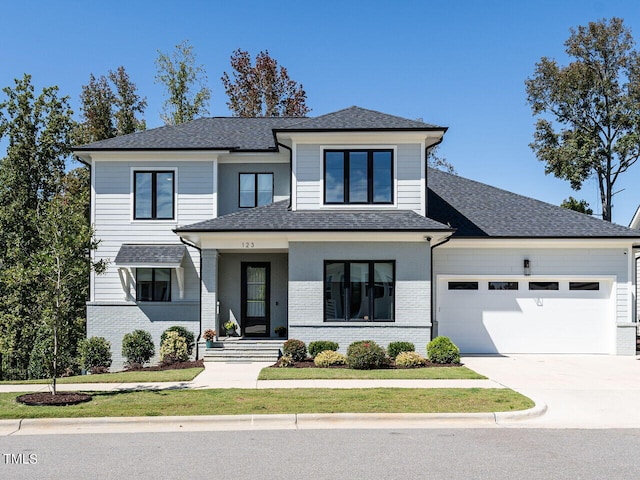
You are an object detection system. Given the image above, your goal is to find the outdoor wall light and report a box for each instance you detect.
[524,259,531,276]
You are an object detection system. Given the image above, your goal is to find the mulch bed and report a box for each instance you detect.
[271,358,461,369]
[16,392,92,406]
[123,359,204,372]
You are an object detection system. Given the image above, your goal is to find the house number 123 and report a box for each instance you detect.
[242,242,255,248]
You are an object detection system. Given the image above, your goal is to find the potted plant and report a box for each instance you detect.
[274,326,287,338]
[223,321,236,336]
[203,329,216,348]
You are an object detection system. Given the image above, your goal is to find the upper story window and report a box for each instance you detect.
[324,150,393,204]
[239,173,273,208]
[134,171,174,220]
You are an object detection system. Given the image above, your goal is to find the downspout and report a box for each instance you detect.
[429,235,452,341]
[179,237,202,360]
[277,142,293,210]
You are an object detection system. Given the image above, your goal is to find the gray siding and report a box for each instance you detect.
[294,143,424,213]
[217,162,290,216]
[288,241,431,352]
[87,302,199,371]
[92,160,214,302]
[218,253,288,337]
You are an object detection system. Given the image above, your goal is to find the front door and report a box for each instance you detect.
[241,262,270,337]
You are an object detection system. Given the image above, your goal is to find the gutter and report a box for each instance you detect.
[429,235,453,341]
[179,237,203,361]
[277,142,293,210]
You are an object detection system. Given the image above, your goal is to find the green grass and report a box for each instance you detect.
[0,368,204,385]
[258,366,485,380]
[0,388,533,419]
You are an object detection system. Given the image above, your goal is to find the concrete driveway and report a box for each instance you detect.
[462,354,640,428]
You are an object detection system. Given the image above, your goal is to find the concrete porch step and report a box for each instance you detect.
[202,339,283,363]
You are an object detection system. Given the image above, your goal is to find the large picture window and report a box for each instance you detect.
[324,261,395,322]
[134,171,174,220]
[324,150,393,204]
[136,268,171,302]
[239,173,274,208]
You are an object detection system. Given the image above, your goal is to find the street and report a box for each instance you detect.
[1,428,639,479]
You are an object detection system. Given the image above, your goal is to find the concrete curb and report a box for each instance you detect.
[0,401,547,435]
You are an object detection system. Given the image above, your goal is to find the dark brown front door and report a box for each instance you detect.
[241,262,270,337]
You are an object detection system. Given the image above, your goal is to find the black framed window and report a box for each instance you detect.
[324,261,395,322]
[489,281,519,290]
[569,282,600,291]
[136,268,171,301]
[529,281,559,291]
[324,150,393,204]
[239,173,273,208]
[448,282,478,290]
[134,171,174,220]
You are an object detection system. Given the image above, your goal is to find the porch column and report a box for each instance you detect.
[201,249,219,334]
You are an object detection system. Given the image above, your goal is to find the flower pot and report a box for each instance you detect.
[205,340,214,348]
[226,329,235,336]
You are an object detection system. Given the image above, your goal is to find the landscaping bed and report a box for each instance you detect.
[16,392,92,406]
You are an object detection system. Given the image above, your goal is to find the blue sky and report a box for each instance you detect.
[1,0,640,224]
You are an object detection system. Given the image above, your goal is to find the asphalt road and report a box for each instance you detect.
[2,428,639,479]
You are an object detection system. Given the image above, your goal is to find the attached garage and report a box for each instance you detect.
[436,276,615,354]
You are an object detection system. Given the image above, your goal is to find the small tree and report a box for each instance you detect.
[222,49,310,117]
[155,40,211,125]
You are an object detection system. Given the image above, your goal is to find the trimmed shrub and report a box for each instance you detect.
[278,355,295,367]
[122,329,155,366]
[160,331,189,365]
[346,340,389,370]
[427,336,461,364]
[79,336,112,374]
[387,341,415,359]
[282,339,307,362]
[395,351,427,368]
[308,341,339,358]
[314,350,348,367]
[160,326,195,356]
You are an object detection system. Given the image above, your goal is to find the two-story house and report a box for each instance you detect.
[74,107,640,370]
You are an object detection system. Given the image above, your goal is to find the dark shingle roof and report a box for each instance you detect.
[114,244,186,266]
[278,106,445,131]
[427,168,640,238]
[75,117,302,151]
[175,200,452,233]
[74,107,445,152]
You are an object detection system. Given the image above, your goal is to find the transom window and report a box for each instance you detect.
[324,261,395,322]
[324,150,393,204]
[239,173,273,208]
[134,171,174,220]
[529,281,559,291]
[448,282,478,290]
[136,268,171,302]
[489,281,519,290]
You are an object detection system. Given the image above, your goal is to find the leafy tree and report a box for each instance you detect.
[560,196,594,215]
[0,74,75,379]
[78,73,115,143]
[109,66,146,135]
[525,17,640,222]
[32,182,107,392]
[222,49,310,117]
[155,40,211,125]
[78,67,146,143]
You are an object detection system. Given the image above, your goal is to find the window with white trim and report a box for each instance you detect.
[134,171,174,220]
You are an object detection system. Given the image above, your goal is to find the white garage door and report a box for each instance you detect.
[437,277,614,354]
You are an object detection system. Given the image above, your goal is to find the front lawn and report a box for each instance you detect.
[0,367,204,385]
[0,388,533,419]
[258,366,485,380]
